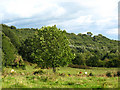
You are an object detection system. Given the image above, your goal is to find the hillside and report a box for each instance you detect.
[1,24,120,68]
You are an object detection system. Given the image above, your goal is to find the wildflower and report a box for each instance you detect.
[85,72,87,75]
[79,72,82,74]
[11,69,14,73]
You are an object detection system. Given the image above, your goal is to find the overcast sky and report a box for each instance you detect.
[0,0,119,40]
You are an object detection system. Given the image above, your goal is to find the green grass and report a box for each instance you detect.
[2,64,119,88]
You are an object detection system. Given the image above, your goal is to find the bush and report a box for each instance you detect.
[117,71,120,77]
[114,73,117,77]
[106,72,112,77]
[89,72,94,76]
[68,64,91,69]
[33,69,45,75]
[10,25,16,29]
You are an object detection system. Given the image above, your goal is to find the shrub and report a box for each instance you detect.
[10,25,16,29]
[68,64,91,69]
[89,72,94,76]
[117,71,120,77]
[11,55,25,69]
[106,72,112,77]
[114,73,117,77]
[33,69,45,75]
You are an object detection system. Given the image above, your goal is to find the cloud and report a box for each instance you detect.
[49,15,93,25]
[74,0,118,18]
[0,0,119,40]
[106,28,118,35]
[46,15,94,33]
[0,0,66,19]
[74,15,93,25]
[0,14,3,23]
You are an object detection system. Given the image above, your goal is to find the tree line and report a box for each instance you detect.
[1,24,120,72]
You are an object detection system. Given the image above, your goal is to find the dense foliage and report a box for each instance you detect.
[2,33,16,66]
[2,25,24,68]
[2,24,21,50]
[20,25,74,72]
[66,32,119,67]
[1,24,120,68]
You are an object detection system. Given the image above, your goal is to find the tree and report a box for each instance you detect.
[10,25,16,29]
[2,33,16,66]
[98,34,103,37]
[87,32,93,37]
[72,53,86,65]
[105,58,120,67]
[2,25,21,49]
[77,33,82,36]
[21,25,74,72]
[86,55,99,67]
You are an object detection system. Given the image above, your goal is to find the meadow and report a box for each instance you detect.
[1,25,120,89]
[1,63,119,88]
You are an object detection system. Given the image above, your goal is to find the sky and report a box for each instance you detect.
[0,0,119,40]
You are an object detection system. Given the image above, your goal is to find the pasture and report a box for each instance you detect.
[1,63,119,88]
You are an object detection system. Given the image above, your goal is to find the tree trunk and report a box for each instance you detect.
[52,61,56,73]
[53,66,56,73]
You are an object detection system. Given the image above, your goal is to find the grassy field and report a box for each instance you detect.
[1,63,119,88]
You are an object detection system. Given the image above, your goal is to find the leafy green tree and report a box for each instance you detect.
[86,55,99,67]
[2,25,21,49]
[105,58,120,67]
[87,32,93,37]
[106,53,118,59]
[21,25,74,72]
[98,34,103,36]
[77,33,82,36]
[2,33,16,66]
[10,25,16,29]
[72,53,86,65]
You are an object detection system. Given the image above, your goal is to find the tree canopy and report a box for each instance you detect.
[87,32,93,37]
[21,25,74,72]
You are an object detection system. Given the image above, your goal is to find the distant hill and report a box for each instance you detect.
[1,24,120,67]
